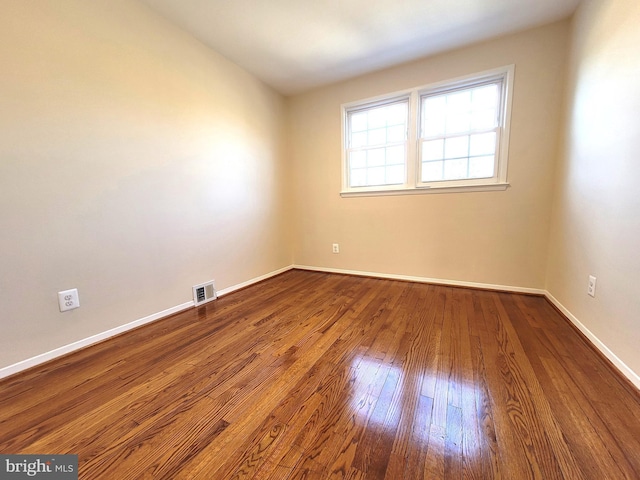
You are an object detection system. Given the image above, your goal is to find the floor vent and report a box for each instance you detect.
[193,280,217,306]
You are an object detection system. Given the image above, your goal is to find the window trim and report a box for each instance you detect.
[341,65,514,197]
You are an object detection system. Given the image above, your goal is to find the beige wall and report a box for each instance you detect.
[3,0,637,384]
[289,22,569,289]
[546,0,640,375]
[0,0,291,368]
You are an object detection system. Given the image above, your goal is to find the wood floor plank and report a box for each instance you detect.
[401,393,433,480]
[1,270,639,479]
[444,404,463,479]
[385,286,438,479]
[491,292,585,480]
[469,333,502,480]
[423,423,446,479]
[538,355,630,479]
[476,291,562,479]
[458,289,486,480]
[324,284,415,477]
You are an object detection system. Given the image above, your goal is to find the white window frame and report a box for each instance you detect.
[341,65,514,197]
[343,95,411,193]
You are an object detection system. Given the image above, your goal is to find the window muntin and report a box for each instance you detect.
[346,99,409,188]
[419,81,503,184]
[341,66,513,196]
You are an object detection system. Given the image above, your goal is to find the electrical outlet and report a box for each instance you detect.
[588,275,596,297]
[58,288,80,312]
[332,243,340,254]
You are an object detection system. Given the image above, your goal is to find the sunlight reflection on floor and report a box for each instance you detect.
[348,356,482,457]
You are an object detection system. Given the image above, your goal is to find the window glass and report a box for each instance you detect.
[420,81,502,183]
[346,100,408,188]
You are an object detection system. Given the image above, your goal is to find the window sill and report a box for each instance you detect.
[340,182,510,197]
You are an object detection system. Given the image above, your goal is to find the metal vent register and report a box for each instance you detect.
[193,280,217,306]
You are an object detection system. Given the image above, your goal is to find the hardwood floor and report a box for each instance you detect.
[1,269,639,479]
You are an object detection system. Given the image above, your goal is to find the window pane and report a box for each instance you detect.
[422,139,444,161]
[351,131,367,148]
[444,136,469,159]
[350,112,368,132]
[386,165,405,184]
[472,84,498,109]
[423,95,447,113]
[347,99,408,188]
[469,132,496,156]
[368,108,386,129]
[367,148,385,167]
[367,167,386,186]
[350,168,367,187]
[422,161,444,181]
[416,79,504,185]
[387,125,405,143]
[469,155,495,178]
[386,145,405,165]
[368,128,386,146]
[447,90,472,112]
[350,151,366,169]
[422,81,502,136]
[423,117,445,137]
[422,96,446,136]
[446,113,470,134]
[443,158,468,180]
[471,109,496,130]
[387,103,407,125]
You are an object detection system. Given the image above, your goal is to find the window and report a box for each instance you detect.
[342,65,514,196]
[346,98,409,188]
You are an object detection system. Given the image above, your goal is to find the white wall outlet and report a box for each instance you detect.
[58,288,80,312]
[332,243,340,254]
[588,275,597,297]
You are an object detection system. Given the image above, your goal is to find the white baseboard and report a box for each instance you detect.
[544,292,640,390]
[295,264,639,390]
[0,265,295,381]
[3,264,638,392]
[217,265,293,296]
[0,301,193,380]
[293,264,546,295]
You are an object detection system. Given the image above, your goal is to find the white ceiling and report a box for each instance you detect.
[139,0,581,95]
